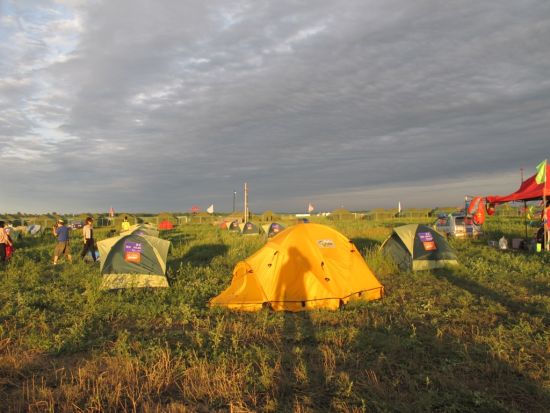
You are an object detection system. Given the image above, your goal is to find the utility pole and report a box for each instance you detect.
[243,182,248,222]
[233,190,236,213]
[520,167,524,183]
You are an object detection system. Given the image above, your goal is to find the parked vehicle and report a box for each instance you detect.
[68,220,83,229]
[433,212,483,238]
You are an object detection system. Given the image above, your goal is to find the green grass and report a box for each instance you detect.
[0,218,549,412]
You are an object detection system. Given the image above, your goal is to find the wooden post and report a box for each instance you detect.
[243,182,248,223]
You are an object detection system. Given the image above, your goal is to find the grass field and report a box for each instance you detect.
[1,217,549,412]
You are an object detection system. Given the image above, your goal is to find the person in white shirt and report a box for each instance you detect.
[80,217,97,262]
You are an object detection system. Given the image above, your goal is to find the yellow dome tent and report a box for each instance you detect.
[210,223,384,311]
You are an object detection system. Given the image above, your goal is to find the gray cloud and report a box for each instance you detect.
[1,0,549,213]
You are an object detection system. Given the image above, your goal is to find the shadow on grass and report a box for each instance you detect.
[163,233,196,245]
[433,268,548,322]
[181,243,228,267]
[352,319,550,412]
[350,237,381,252]
[521,279,550,296]
[273,246,332,410]
[278,312,331,411]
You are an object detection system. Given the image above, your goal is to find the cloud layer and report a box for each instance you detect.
[1,0,549,213]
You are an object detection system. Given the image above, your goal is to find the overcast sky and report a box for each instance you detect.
[1,0,549,213]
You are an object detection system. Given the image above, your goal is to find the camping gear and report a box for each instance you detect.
[381,224,459,271]
[210,223,384,311]
[499,237,508,250]
[467,196,486,225]
[512,238,524,249]
[158,220,174,230]
[98,232,171,289]
[84,249,100,262]
[262,222,285,238]
[239,221,260,235]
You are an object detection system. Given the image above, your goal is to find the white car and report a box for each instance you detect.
[434,213,483,238]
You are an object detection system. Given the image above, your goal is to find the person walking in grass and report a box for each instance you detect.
[52,219,72,265]
[0,221,13,264]
[81,217,97,262]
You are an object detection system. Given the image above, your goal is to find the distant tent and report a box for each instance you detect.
[262,222,285,238]
[210,223,384,311]
[227,220,240,232]
[27,224,42,236]
[98,232,171,289]
[219,221,228,229]
[240,221,260,235]
[380,224,458,271]
[158,220,174,230]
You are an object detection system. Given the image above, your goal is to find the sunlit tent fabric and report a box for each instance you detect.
[262,222,285,238]
[27,224,42,236]
[239,221,260,235]
[98,232,171,289]
[120,224,160,238]
[210,223,384,311]
[381,224,458,271]
[486,163,550,204]
[158,220,174,230]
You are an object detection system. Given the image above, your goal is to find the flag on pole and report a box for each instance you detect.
[109,206,115,217]
[307,203,314,213]
[535,159,547,184]
[206,204,214,214]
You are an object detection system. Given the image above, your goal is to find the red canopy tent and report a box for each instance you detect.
[158,220,174,230]
[486,164,550,204]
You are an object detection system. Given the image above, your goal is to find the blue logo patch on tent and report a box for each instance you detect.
[124,242,142,253]
[418,232,433,242]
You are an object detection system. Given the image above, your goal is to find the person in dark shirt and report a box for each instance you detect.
[53,219,72,264]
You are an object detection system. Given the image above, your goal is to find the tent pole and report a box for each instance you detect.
[523,201,527,238]
[521,170,528,240]
[544,192,548,251]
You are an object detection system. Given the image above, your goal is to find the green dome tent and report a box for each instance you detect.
[98,232,171,289]
[121,223,160,238]
[380,224,458,271]
[239,221,260,235]
[262,222,285,238]
[227,220,240,232]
